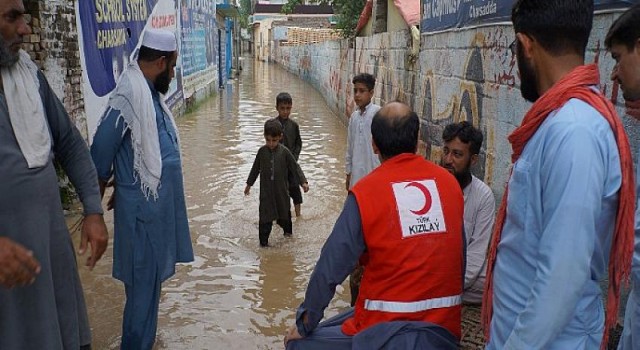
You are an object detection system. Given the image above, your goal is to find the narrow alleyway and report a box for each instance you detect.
[78,59,352,349]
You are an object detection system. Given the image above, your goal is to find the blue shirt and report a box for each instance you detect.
[488,98,622,349]
[633,147,640,293]
[91,83,193,284]
[616,148,640,350]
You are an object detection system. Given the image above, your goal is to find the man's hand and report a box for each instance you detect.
[0,237,40,288]
[100,179,116,211]
[244,185,251,196]
[106,190,115,211]
[283,324,303,348]
[79,214,108,270]
[301,182,309,193]
[345,174,351,192]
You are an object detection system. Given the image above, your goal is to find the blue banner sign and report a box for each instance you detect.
[421,0,638,33]
[78,0,156,97]
[179,0,218,98]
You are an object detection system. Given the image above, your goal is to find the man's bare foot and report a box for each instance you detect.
[294,204,301,217]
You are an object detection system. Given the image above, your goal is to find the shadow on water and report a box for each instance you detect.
[80,58,352,349]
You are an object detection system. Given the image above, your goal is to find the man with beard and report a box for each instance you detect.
[482,1,635,349]
[606,5,640,350]
[91,29,194,350]
[441,121,494,305]
[0,0,109,348]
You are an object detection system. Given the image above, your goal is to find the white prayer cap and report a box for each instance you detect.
[141,28,177,52]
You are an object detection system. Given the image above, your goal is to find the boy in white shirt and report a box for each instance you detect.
[345,73,381,191]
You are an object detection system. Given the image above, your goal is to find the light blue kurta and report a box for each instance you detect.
[616,149,640,350]
[487,98,622,350]
[90,83,193,286]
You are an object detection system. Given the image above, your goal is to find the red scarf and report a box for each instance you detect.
[481,64,635,349]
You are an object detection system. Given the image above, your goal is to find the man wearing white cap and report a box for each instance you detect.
[91,28,194,349]
[0,1,109,349]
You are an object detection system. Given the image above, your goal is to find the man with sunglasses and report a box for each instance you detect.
[91,29,194,349]
[482,1,635,349]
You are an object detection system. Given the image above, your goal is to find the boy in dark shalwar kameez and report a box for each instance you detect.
[245,119,309,247]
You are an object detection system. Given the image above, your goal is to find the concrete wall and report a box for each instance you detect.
[273,30,416,122]
[273,12,640,202]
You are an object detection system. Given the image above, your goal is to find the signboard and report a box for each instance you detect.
[421,0,638,33]
[77,0,182,140]
[180,0,218,99]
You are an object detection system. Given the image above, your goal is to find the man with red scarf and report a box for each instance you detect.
[606,4,640,350]
[482,1,635,349]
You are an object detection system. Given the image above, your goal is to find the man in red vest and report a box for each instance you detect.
[284,102,465,350]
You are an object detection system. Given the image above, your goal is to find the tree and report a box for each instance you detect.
[238,0,252,28]
[282,0,366,38]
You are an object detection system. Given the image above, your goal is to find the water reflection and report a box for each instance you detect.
[252,250,297,338]
[81,58,352,349]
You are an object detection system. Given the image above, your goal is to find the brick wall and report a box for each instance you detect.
[25,0,87,138]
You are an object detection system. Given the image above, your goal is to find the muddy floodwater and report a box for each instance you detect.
[76,59,352,349]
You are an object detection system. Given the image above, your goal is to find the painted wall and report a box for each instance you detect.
[273,11,640,202]
[274,30,415,123]
[359,18,374,37]
[387,0,408,33]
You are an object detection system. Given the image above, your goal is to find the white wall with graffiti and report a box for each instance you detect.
[273,10,640,203]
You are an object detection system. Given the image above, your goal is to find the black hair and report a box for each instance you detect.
[137,45,175,62]
[264,118,283,137]
[511,0,593,56]
[276,92,293,106]
[352,73,376,91]
[371,107,419,159]
[605,4,640,50]
[442,121,483,155]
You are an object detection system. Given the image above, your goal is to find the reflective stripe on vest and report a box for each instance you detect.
[364,295,462,313]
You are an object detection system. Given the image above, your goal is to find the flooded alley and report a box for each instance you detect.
[78,59,352,349]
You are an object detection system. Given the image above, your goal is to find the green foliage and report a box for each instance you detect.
[239,0,252,28]
[282,0,366,38]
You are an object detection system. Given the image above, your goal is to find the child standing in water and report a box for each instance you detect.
[274,92,304,217]
[245,119,309,247]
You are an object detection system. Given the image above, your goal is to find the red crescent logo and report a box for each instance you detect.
[405,181,432,216]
